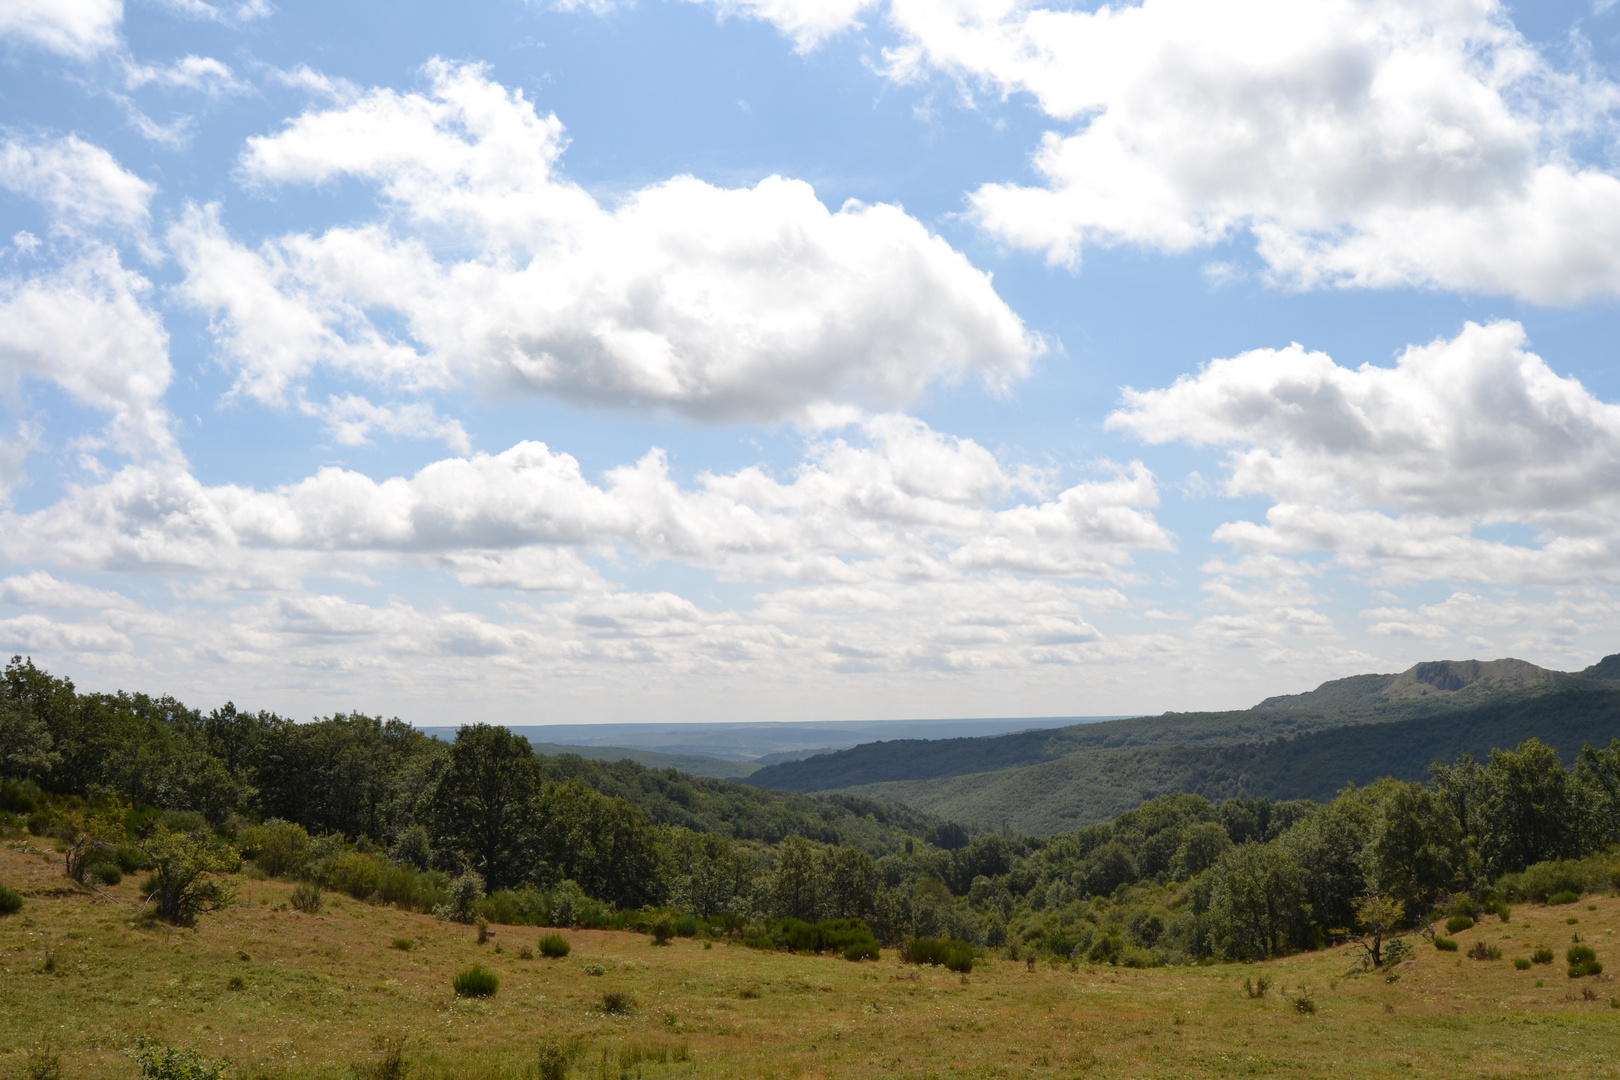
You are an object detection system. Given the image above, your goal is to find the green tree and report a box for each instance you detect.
[430,724,540,890]
[1207,841,1308,961]
[767,834,822,921]
[1360,779,1465,913]
[1474,739,1583,875]
[0,697,56,780]
[1283,785,1373,935]
[667,829,750,917]
[535,779,661,907]
[1172,820,1234,879]
[819,845,880,921]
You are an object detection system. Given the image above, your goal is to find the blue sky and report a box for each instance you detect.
[3,0,1620,724]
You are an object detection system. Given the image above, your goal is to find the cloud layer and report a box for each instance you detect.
[173,61,1041,424]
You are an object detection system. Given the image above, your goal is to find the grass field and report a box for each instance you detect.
[4,842,1620,1080]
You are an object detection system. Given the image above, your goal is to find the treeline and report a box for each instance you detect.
[6,657,1620,968]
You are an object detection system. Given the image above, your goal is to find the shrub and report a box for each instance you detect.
[351,1037,407,1080]
[1243,976,1272,999]
[675,913,700,938]
[433,871,484,923]
[240,820,310,878]
[476,918,489,945]
[1514,957,1532,970]
[1293,995,1316,1015]
[601,990,636,1014]
[584,963,605,976]
[536,1038,569,1080]
[1549,890,1580,906]
[651,914,676,945]
[843,939,880,961]
[452,964,498,998]
[391,938,413,951]
[1497,859,1591,903]
[1467,941,1501,960]
[1433,937,1458,952]
[1567,945,1603,978]
[290,882,323,914]
[136,827,238,927]
[906,937,974,972]
[1445,915,1475,934]
[324,852,385,900]
[0,883,22,916]
[539,933,571,958]
[89,861,123,886]
[1533,946,1555,964]
[24,1039,61,1080]
[0,777,41,814]
[126,1036,229,1080]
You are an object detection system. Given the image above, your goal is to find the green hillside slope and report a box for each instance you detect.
[830,680,1620,835]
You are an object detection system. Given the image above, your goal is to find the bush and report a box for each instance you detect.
[1444,915,1475,934]
[1244,976,1272,999]
[351,1037,407,1080]
[1434,937,1459,951]
[0,777,40,814]
[126,1036,228,1080]
[23,1038,61,1080]
[433,871,484,923]
[290,882,323,914]
[240,820,310,878]
[452,964,498,998]
[600,990,636,1014]
[539,933,571,958]
[1567,945,1603,978]
[0,883,23,916]
[744,917,882,959]
[675,913,700,938]
[536,1038,569,1080]
[1533,946,1554,964]
[1497,859,1593,903]
[391,938,413,951]
[324,852,384,900]
[1467,941,1501,960]
[843,939,880,961]
[650,914,677,945]
[1292,995,1316,1015]
[136,827,238,927]
[89,861,123,885]
[584,963,605,976]
[906,937,975,972]
[1549,890,1580,906]
[1514,957,1532,970]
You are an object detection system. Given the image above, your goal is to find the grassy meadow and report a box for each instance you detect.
[5,843,1620,1080]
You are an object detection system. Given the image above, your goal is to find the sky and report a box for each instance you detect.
[4,0,1620,725]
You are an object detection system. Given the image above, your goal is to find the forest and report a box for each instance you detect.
[4,655,1620,967]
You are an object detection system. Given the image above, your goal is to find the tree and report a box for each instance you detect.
[1340,893,1405,970]
[767,835,822,922]
[138,825,239,925]
[668,829,750,917]
[1172,821,1234,879]
[430,724,540,890]
[1283,786,1373,935]
[1361,780,1465,913]
[1207,841,1308,961]
[819,845,880,922]
[535,780,662,907]
[1474,739,1583,875]
[0,698,56,780]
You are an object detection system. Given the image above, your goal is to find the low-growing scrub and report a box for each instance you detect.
[1444,915,1474,934]
[538,933,571,958]
[905,936,975,972]
[290,881,323,914]
[0,883,21,916]
[742,918,881,960]
[1514,957,1532,970]
[126,1036,229,1080]
[1466,941,1501,961]
[600,990,636,1014]
[1533,946,1555,964]
[1567,945,1603,978]
[1549,890,1581,906]
[452,964,498,998]
[1433,937,1458,952]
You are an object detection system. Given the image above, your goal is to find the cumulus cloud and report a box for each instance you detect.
[1109,320,1620,583]
[685,0,877,50]
[0,0,121,59]
[0,134,154,237]
[171,60,1040,422]
[2,415,1167,586]
[877,0,1620,303]
[315,395,471,454]
[0,247,173,459]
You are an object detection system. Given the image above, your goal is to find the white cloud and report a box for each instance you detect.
[150,0,272,23]
[0,134,154,237]
[0,416,1167,600]
[0,0,121,59]
[881,0,1620,303]
[172,60,1040,422]
[0,247,173,460]
[315,394,472,454]
[0,570,130,609]
[683,0,877,50]
[125,55,249,96]
[1109,320,1620,584]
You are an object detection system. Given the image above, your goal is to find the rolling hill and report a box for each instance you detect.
[748,654,1620,835]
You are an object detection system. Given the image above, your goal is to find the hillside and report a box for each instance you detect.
[828,680,1620,834]
[5,847,1617,1080]
[749,655,1620,835]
